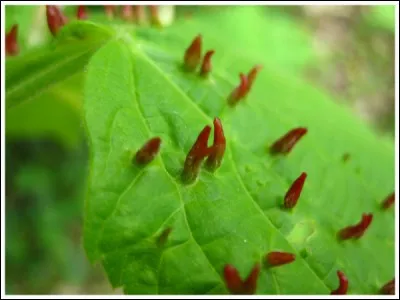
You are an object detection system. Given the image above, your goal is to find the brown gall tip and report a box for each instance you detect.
[134,137,162,165]
[381,192,394,210]
[270,127,308,155]
[46,5,68,36]
[380,278,395,295]
[331,270,348,295]
[77,5,88,20]
[157,227,172,247]
[6,24,19,57]
[227,73,249,107]
[337,213,373,241]
[200,50,215,77]
[284,172,307,209]
[246,64,263,92]
[183,34,202,71]
[265,251,296,267]
[205,117,226,172]
[181,125,213,184]
[223,263,260,295]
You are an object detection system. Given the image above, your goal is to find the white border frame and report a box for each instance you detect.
[1,1,399,299]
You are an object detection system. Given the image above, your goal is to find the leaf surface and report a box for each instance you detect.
[82,11,394,295]
[5,20,114,110]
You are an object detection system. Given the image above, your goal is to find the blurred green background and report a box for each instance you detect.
[5,5,395,294]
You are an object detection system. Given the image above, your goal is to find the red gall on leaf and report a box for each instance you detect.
[200,50,215,77]
[104,5,115,19]
[381,192,394,210]
[270,127,308,155]
[223,263,261,295]
[265,251,296,267]
[342,153,350,162]
[157,227,172,247]
[380,278,395,295]
[6,24,19,57]
[183,34,202,72]
[181,125,214,184]
[134,137,162,165]
[331,270,348,295]
[121,5,134,21]
[205,117,226,172]
[246,64,263,92]
[77,5,88,20]
[46,5,68,36]
[227,73,248,106]
[337,213,373,240]
[284,172,307,209]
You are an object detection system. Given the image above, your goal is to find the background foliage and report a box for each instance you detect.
[5,4,395,294]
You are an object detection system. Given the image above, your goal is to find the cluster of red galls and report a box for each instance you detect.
[6,5,162,57]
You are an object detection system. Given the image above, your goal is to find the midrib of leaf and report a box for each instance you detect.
[129,49,226,291]
[124,40,331,292]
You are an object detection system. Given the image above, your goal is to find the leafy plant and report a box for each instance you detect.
[5,5,395,295]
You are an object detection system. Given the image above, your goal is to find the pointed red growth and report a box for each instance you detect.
[246,64,263,92]
[337,213,373,240]
[206,117,226,172]
[200,50,215,77]
[46,5,68,36]
[6,24,19,56]
[104,5,115,19]
[265,251,296,267]
[380,278,395,295]
[331,271,348,295]
[284,172,307,209]
[121,5,134,21]
[223,263,261,295]
[182,125,214,183]
[381,192,394,210]
[157,227,172,247]
[135,137,162,165]
[184,34,202,71]
[77,5,87,20]
[270,127,308,155]
[228,73,249,106]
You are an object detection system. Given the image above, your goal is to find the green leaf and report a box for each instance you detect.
[143,6,316,75]
[6,73,84,149]
[5,20,115,110]
[82,13,394,295]
[365,5,395,32]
